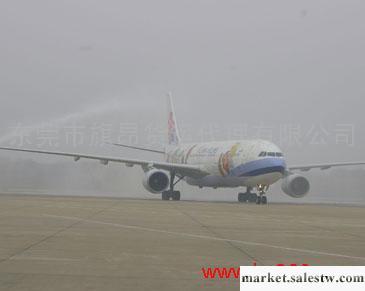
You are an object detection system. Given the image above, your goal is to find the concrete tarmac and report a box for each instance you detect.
[0,194,364,290]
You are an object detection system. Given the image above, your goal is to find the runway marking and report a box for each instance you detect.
[10,256,80,262]
[44,214,365,262]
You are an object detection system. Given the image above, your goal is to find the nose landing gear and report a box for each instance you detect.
[256,184,269,205]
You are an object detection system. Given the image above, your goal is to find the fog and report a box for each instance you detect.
[0,0,364,203]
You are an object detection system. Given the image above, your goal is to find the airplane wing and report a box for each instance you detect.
[107,142,165,154]
[288,162,365,172]
[0,146,208,178]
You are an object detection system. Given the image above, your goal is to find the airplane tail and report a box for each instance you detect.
[167,93,181,146]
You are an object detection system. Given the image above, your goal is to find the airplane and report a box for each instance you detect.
[0,93,365,204]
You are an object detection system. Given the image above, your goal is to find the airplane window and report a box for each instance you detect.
[268,152,275,157]
[258,151,266,157]
[276,152,283,157]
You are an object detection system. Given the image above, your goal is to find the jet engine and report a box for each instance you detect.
[142,169,170,194]
[281,174,310,198]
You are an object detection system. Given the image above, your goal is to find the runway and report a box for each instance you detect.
[0,194,364,290]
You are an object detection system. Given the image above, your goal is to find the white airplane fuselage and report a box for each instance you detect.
[1,93,363,202]
[165,139,286,188]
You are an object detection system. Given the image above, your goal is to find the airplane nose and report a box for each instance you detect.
[264,157,286,174]
[278,159,287,174]
[230,157,287,177]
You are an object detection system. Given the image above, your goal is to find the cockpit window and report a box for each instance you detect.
[259,151,284,157]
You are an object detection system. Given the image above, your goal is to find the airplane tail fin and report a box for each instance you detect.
[167,92,181,146]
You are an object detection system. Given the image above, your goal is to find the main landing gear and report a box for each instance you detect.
[238,185,268,205]
[238,187,257,203]
[161,172,184,201]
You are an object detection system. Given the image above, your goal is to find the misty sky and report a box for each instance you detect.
[0,0,364,167]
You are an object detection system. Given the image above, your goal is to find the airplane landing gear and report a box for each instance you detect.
[238,185,268,204]
[238,187,258,203]
[162,172,183,201]
[162,190,180,201]
[256,184,269,205]
[256,195,267,205]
